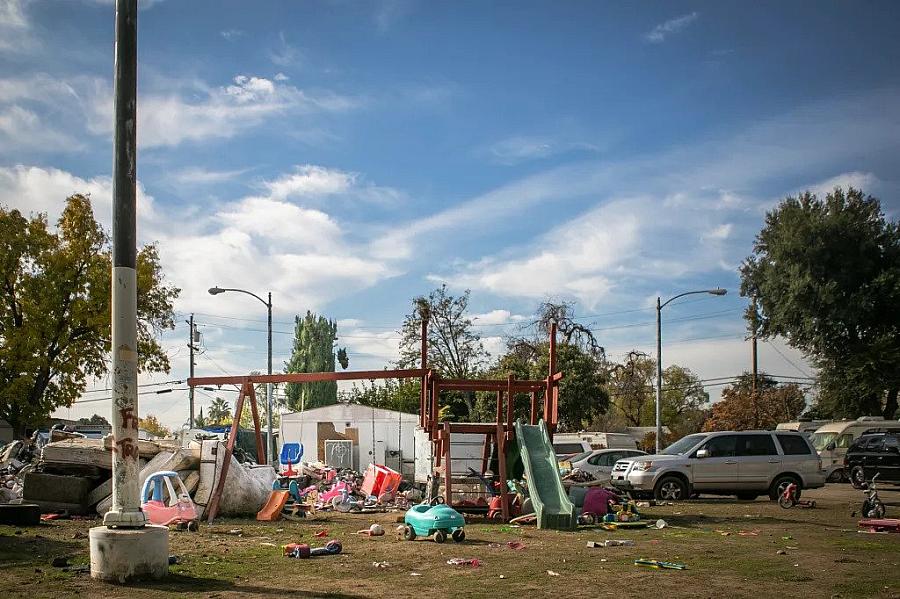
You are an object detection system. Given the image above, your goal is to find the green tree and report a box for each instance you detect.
[660,365,710,437]
[0,195,179,437]
[284,311,347,411]
[741,187,900,419]
[608,351,656,427]
[207,397,231,425]
[193,407,207,428]
[702,374,806,431]
[77,414,110,427]
[397,285,488,418]
[139,414,171,438]
[341,378,421,414]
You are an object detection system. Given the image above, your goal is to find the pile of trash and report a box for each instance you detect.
[259,462,421,522]
[10,432,277,519]
[0,435,42,504]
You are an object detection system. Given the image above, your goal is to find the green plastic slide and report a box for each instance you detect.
[514,419,576,530]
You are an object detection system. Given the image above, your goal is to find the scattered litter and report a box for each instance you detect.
[600,558,607,562]
[284,540,342,559]
[260,542,276,547]
[358,523,385,537]
[786,546,799,550]
[499,574,506,579]
[586,539,634,547]
[738,529,760,536]
[655,519,667,529]
[410,572,422,576]
[168,555,179,565]
[776,550,787,555]
[447,558,481,567]
[634,559,686,570]
[506,541,526,550]
[715,530,731,536]
[636,501,650,508]
[314,529,329,537]
[547,570,560,576]
[781,536,794,540]
[227,529,243,536]
[372,561,391,568]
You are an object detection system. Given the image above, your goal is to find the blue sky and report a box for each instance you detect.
[2,1,899,429]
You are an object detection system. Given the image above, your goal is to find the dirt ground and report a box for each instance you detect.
[1,484,898,598]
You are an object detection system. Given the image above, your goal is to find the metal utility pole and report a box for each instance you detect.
[89,0,167,583]
[750,298,759,428]
[655,288,728,453]
[187,314,196,427]
[266,291,273,464]
[104,0,144,529]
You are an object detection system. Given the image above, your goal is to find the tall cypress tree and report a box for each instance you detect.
[284,311,348,411]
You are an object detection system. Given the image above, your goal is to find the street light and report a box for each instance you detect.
[208,286,274,464]
[655,287,727,453]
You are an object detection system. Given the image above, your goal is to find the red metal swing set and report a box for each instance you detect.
[188,320,562,523]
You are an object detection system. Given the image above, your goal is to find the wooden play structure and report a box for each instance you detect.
[188,320,563,524]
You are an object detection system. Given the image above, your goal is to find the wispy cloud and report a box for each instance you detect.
[171,166,251,186]
[486,135,599,165]
[268,32,302,67]
[374,0,414,33]
[0,0,38,53]
[644,12,699,44]
[264,164,406,207]
[220,28,244,41]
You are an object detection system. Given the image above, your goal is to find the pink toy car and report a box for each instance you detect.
[140,470,199,531]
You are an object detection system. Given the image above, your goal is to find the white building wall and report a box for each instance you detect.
[280,404,418,476]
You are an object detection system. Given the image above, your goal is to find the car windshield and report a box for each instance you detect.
[661,434,706,455]
[810,432,837,451]
[566,451,592,463]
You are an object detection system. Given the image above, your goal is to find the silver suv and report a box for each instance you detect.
[609,431,825,501]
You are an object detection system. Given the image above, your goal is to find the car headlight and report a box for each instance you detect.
[632,461,654,472]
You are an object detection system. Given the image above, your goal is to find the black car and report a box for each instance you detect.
[845,432,900,488]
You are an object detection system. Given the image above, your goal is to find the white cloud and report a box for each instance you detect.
[0,0,37,53]
[78,73,360,148]
[217,196,344,252]
[171,166,249,186]
[0,105,80,151]
[486,135,598,165]
[803,171,880,200]
[220,29,244,41]
[0,165,156,230]
[268,32,301,67]
[265,165,356,200]
[471,309,527,326]
[644,12,699,44]
[264,164,405,207]
[702,223,733,241]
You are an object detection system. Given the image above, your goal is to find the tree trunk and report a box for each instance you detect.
[884,388,899,420]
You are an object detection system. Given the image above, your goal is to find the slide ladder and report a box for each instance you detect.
[514,419,576,530]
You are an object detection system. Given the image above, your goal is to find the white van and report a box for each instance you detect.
[553,432,638,458]
[810,417,900,482]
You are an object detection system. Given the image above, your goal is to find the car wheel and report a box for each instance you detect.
[187,520,200,532]
[451,529,465,543]
[403,525,416,541]
[849,466,867,490]
[433,530,447,543]
[736,493,758,501]
[654,476,688,501]
[769,475,800,501]
[826,468,846,483]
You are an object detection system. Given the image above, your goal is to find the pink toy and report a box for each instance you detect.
[320,480,351,503]
[141,470,199,531]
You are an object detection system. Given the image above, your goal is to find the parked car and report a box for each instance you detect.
[567,448,646,482]
[845,432,900,488]
[609,431,825,501]
[809,417,900,482]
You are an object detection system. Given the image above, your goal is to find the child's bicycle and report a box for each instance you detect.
[855,473,886,519]
[778,481,816,509]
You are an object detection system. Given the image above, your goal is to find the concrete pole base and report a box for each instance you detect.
[89,524,169,583]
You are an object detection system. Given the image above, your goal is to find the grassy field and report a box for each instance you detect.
[0,484,898,598]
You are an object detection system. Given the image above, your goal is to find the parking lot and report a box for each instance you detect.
[0,484,897,598]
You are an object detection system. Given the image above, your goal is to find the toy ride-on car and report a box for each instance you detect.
[141,470,200,531]
[403,498,466,543]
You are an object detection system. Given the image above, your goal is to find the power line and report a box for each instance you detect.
[82,379,184,394]
[764,340,812,378]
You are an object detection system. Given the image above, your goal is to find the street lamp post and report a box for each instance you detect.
[208,286,274,464]
[655,288,727,453]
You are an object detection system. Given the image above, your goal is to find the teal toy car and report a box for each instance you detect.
[403,501,466,543]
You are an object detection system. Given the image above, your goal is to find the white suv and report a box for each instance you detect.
[609,431,825,501]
